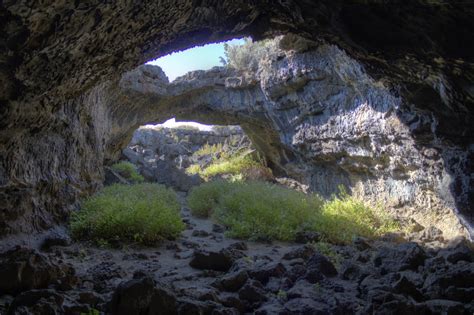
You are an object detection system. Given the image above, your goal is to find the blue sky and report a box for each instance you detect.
[146,38,244,82]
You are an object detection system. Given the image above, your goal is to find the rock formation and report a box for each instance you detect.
[123,125,250,190]
[1,1,473,239]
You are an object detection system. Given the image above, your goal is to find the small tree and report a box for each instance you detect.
[220,37,279,72]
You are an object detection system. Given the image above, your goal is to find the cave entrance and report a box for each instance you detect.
[107,37,285,191]
[119,118,271,192]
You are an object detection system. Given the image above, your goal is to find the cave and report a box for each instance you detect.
[1,1,474,314]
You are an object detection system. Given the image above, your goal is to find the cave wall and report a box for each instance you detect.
[1,1,473,238]
[104,41,472,239]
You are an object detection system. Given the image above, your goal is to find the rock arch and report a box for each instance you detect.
[0,2,473,238]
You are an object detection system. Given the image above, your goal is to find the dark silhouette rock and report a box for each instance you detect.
[249,262,287,285]
[189,249,236,272]
[40,229,72,251]
[238,280,268,304]
[306,253,338,277]
[373,243,427,273]
[282,245,316,261]
[215,270,249,292]
[110,277,155,315]
[423,261,474,303]
[0,247,61,295]
[294,231,320,244]
[7,289,64,315]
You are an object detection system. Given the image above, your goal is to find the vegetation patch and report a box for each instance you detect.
[187,180,235,218]
[316,189,400,244]
[186,144,272,181]
[194,143,225,157]
[71,183,184,245]
[221,37,280,71]
[110,161,144,183]
[187,181,399,244]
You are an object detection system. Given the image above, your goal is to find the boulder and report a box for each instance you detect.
[249,262,287,285]
[189,249,236,272]
[238,280,268,304]
[421,299,466,315]
[7,289,64,315]
[282,245,316,261]
[40,229,72,251]
[284,298,330,315]
[373,243,427,273]
[0,247,61,294]
[215,270,249,292]
[110,277,155,315]
[306,253,338,277]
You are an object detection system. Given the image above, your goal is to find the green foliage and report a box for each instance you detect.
[71,183,184,245]
[110,161,144,183]
[186,144,272,181]
[215,181,322,241]
[222,37,280,71]
[187,181,399,244]
[187,180,235,217]
[185,164,202,176]
[194,143,225,157]
[188,181,322,241]
[316,188,400,243]
[201,154,263,178]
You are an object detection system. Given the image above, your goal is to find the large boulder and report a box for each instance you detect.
[110,277,155,315]
[373,243,428,273]
[0,247,62,295]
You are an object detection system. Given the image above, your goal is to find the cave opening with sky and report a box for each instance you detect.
[1,2,473,314]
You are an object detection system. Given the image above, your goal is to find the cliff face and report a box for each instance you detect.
[1,2,473,238]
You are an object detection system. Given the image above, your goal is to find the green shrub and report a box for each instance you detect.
[110,161,144,183]
[222,38,280,71]
[187,180,235,217]
[194,143,225,157]
[186,146,272,181]
[201,154,263,178]
[316,190,400,243]
[214,181,323,241]
[185,164,202,176]
[187,181,399,244]
[71,183,184,245]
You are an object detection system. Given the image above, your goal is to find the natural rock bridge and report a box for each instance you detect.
[1,2,474,314]
[0,1,473,240]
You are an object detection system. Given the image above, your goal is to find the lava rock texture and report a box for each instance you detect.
[0,1,473,238]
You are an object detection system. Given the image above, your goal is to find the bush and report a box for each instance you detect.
[187,181,399,244]
[194,143,225,157]
[222,37,280,71]
[201,154,264,178]
[71,183,184,245]
[110,161,144,183]
[186,145,273,181]
[316,189,400,243]
[187,180,234,217]
[214,181,323,241]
